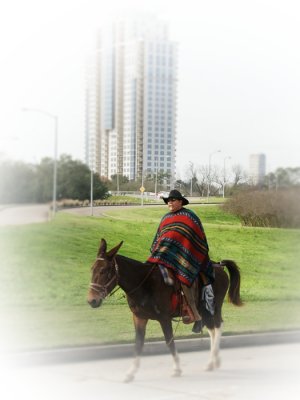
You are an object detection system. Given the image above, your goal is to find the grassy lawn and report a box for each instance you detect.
[0,204,300,352]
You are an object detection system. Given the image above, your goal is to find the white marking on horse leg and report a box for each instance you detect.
[212,325,222,369]
[171,351,182,377]
[124,356,140,383]
[204,328,216,371]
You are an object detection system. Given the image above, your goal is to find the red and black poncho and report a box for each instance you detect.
[147,208,209,287]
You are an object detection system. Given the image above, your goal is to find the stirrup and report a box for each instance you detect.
[192,320,203,334]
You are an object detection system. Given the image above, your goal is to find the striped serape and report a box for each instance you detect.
[147,208,209,287]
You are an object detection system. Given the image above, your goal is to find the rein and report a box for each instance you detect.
[126,264,156,296]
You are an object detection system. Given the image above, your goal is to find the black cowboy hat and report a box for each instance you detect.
[162,189,189,205]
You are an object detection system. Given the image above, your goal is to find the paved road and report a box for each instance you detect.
[0,204,160,226]
[0,203,207,226]
[0,204,50,226]
[2,342,299,400]
[63,203,164,217]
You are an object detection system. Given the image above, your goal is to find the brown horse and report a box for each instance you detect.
[87,238,242,382]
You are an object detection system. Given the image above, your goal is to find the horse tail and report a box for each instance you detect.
[220,260,243,306]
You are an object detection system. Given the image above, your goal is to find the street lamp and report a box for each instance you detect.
[140,169,145,206]
[116,144,120,195]
[89,157,99,217]
[154,158,158,197]
[189,161,193,197]
[207,150,221,203]
[90,167,94,216]
[223,156,231,198]
[22,108,58,218]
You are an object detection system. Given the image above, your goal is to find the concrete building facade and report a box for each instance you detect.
[85,17,178,187]
[249,153,266,185]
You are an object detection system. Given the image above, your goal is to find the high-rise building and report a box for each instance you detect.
[85,17,178,187]
[249,153,266,185]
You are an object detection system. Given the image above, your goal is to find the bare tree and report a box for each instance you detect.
[209,165,222,196]
[183,162,198,196]
[194,165,208,197]
[231,164,247,187]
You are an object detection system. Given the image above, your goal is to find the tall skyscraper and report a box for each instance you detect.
[85,16,178,187]
[249,153,266,185]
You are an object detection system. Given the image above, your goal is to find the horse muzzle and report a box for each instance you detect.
[87,296,103,308]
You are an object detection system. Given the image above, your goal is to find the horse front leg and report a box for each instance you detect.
[124,314,148,383]
[159,318,182,377]
[206,325,222,371]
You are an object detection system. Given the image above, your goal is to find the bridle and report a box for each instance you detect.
[89,256,156,298]
[89,257,119,299]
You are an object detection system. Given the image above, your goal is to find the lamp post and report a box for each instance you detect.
[140,169,145,206]
[189,161,193,197]
[90,168,94,216]
[116,148,120,195]
[89,155,99,216]
[223,156,231,198]
[207,150,221,203]
[22,108,58,219]
[154,158,158,197]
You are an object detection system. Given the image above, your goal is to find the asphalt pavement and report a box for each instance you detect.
[0,204,50,226]
[2,342,299,400]
[8,330,300,366]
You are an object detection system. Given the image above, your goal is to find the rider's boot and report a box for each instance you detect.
[181,283,203,333]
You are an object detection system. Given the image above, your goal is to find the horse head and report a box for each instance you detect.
[87,238,123,308]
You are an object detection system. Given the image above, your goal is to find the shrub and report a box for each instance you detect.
[223,189,300,228]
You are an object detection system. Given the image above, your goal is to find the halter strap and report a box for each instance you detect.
[89,258,119,298]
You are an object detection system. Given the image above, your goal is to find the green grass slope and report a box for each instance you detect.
[0,205,299,351]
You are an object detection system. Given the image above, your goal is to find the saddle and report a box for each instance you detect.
[171,290,195,324]
[159,263,216,324]
[170,272,207,324]
[171,272,215,324]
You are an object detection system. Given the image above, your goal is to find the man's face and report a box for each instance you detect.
[167,198,183,212]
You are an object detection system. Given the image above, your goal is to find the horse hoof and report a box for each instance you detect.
[124,374,134,383]
[204,362,214,371]
[214,357,221,369]
[172,369,182,377]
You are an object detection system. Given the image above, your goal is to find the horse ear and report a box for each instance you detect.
[107,241,123,259]
[98,238,107,257]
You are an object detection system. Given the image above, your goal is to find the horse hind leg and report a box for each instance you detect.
[205,324,222,371]
[159,319,182,377]
[124,315,147,383]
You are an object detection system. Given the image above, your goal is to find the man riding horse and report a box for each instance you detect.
[147,189,214,333]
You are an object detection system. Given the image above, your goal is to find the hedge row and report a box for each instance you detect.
[223,189,300,228]
[56,199,135,208]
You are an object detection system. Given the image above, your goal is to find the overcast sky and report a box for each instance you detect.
[0,0,299,178]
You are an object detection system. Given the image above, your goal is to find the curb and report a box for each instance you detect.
[8,330,300,367]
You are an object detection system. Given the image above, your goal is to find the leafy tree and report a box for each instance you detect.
[174,179,188,194]
[265,167,300,189]
[108,174,130,191]
[0,155,109,204]
[55,154,108,200]
[35,157,53,202]
[0,161,37,203]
